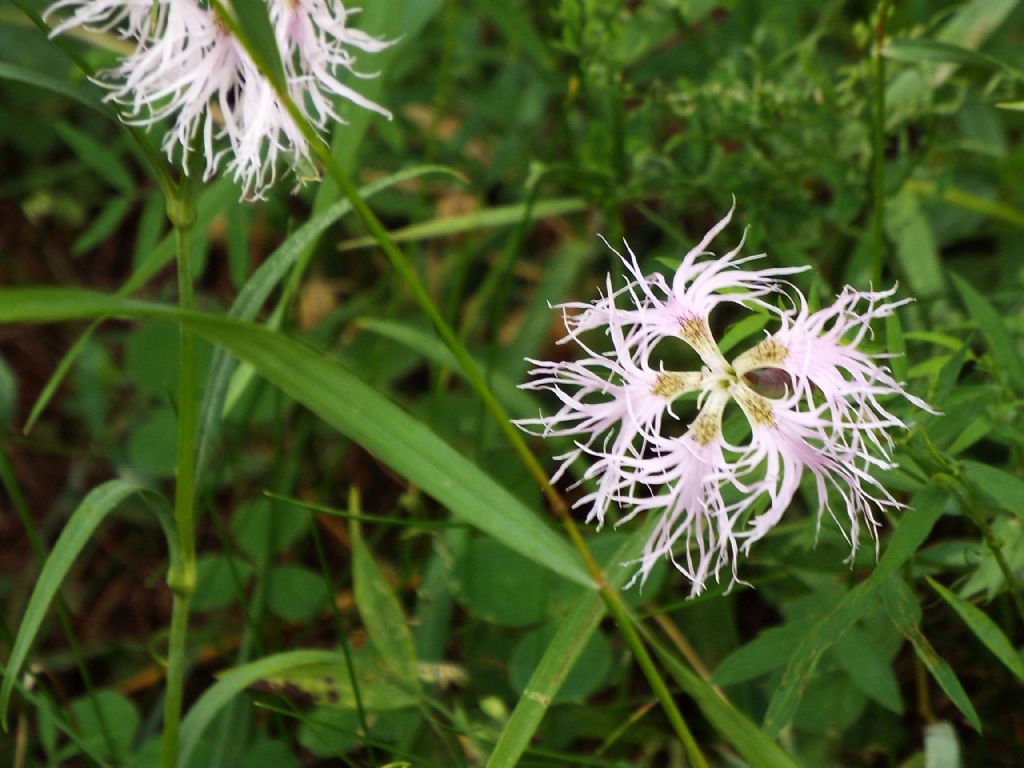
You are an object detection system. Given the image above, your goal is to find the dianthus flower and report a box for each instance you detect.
[45,0,392,198]
[518,202,932,595]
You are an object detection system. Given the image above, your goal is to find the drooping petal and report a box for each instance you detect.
[517,315,706,527]
[728,382,900,560]
[46,0,392,199]
[616,389,741,596]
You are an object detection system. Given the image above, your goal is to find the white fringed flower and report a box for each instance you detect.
[46,0,392,199]
[519,201,933,596]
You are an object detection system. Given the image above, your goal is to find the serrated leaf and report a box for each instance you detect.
[927,577,1024,682]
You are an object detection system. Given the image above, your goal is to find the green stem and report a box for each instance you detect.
[870,0,892,286]
[159,193,199,768]
[210,7,705,759]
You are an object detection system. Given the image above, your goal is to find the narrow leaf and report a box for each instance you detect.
[337,198,586,251]
[486,524,651,768]
[178,650,350,766]
[927,577,1024,682]
[882,578,981,731]
[959,461,1024,518]
[951,273,1024,391]
[884,38,1024,80]
[24,178,237,435]
[351,521,420,691]
[0,62,105,115]
[648,634,800,768]
[0,289,591,587]
[55,122,134,194]
[0,481,159,725]
[196,166,458,477]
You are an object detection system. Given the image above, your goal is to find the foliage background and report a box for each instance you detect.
[1,0,1023,766]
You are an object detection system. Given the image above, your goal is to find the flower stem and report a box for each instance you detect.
[159,191,199,768]
[290,101,709,766]
[210,8,707,760]
[870,0,892,286]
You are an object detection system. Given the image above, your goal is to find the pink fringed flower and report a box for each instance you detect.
[518,201,933,596]
[45,0,391,198]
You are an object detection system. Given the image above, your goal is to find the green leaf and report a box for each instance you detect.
[266,566,330,623]
[0,289,591,587]
[337,198,586,251]
[66,690,139,763]
[192,555,254,613]
[712,622,808,686]
[927,577,1024,682]
[507,624,612,704]
[648,634,800,768]
[882,578,981,732]
[951,273,1024,391]
[763,484,947,736]
[485,525,653,768]
[190,315,589,586]
[24,178,237,435]
[197,166,457,472]
[834,626,903,714]
[886,189,944,299]
[456,537,559,627]
[71,197,132,255]
[0,480,168,726]
[261,652,418,712]
[959,461,1024,518]
[230,497,309,559]
[55,122,134,194]
[357,317,535,418]
[719,312,772,356]
[351,522,420,690]
[904,179,1024,230]
[178,650,357,766]
[886,312,909,383]
[0,61,106,115]
[884,38,1024,80]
